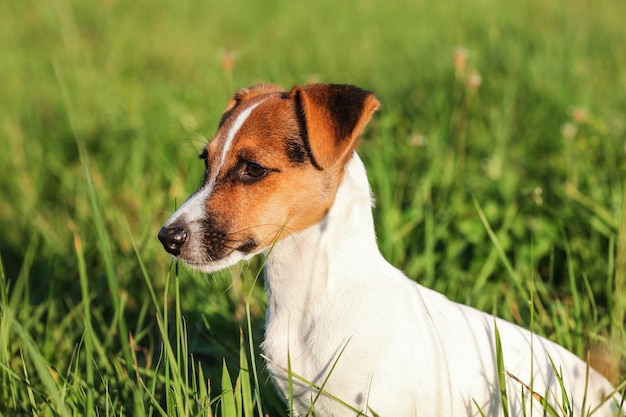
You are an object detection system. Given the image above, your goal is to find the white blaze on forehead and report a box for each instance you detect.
[218,100,263,173]
[163,99,265,227]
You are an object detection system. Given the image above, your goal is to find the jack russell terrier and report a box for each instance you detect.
[158,83,623,416]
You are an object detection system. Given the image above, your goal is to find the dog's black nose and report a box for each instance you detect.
[158,225,188,256]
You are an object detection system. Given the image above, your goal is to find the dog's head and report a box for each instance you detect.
[158,83,379,272]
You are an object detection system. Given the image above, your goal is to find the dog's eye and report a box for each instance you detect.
[243,162,268,180]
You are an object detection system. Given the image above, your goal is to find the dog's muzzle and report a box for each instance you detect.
[158,225,188,256]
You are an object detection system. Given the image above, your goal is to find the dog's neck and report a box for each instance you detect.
[263,153,381,321]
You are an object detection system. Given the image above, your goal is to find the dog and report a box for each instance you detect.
[158,83,623,416]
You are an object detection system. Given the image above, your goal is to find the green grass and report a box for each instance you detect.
[1,0,625,415]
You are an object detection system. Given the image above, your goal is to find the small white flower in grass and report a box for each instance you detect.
[407,131,427,147]
[467,71,482,90]
[560,122,577,140]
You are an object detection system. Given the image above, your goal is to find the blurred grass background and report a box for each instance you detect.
[0,0,625,415]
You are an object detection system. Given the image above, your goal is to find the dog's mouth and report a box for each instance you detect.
[170,244,262,274]
[157,220,263,271]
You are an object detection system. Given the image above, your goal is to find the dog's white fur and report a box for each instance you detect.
[264,155,620,416]
[159,83,623,416]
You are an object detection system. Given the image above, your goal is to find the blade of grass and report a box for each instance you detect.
[238,330,254,417]
[587,379,626,416]
[472,398,488,417]
[174,269,190,417]
[494,322,510,417]
[18,348,37,413]
[305,338,354,415]
[53,60,135,380]
[546,355,571,416]
[12,320,72,417]
[561,228,583,356]
[244,228,287,417]
[261,353,367,416]
[0,251,12,403]
[221,359,236,417]
[197,360,214,417]
[287,344,294,417]
[473,197,528,301]
[504,370,560,417]
[158,270,187,417]
[612,184,626,380]
[73,226,95,416]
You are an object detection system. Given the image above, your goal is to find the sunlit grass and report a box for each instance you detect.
[0,0,625,415]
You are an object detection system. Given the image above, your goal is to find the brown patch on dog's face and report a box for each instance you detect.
[202,93,342,257]
[158,83,378,271]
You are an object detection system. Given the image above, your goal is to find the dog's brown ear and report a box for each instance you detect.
[290,84,379,170]
[220,83,284,125]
